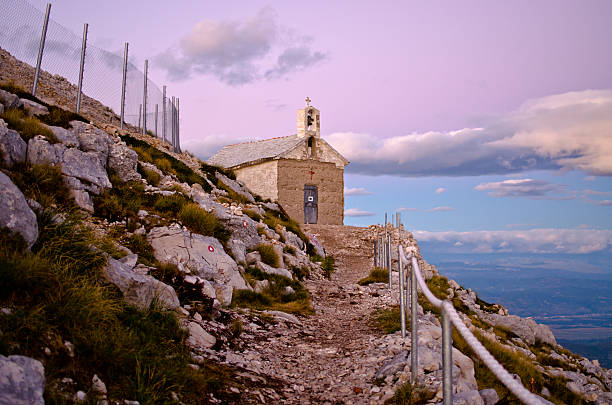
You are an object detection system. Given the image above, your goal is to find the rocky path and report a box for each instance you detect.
[225,225,413,404]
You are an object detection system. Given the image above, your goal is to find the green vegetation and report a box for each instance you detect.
[321,256,336,279]
[94,175,145,227]
[283,245,296,255]
[200,162,236,182]
[291,265,310,281]
[0,214,232,403]
[358,268,389,285]
[7,163,73,209]
[120,134,212,192]
[154,193,189,215]
[243,209,262,222]
[232,266,313,315]
[252,243,280,267]
[1,107,57,143]
[36,104,88,128]
[124,234,156,267]
[371,306,403,334]
[137,164,161,187]
[179,202,229,243]
[385,381,436,405]
[262,206,316,255]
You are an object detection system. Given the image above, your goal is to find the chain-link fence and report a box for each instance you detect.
[0,0,179,150]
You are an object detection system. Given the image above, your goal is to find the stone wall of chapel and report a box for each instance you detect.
[277,159,344,225]
[234,160,279,201]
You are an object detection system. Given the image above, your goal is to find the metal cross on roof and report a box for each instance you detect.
[305,96,311,107]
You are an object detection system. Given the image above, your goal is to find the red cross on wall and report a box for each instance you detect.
[309,169,315,180]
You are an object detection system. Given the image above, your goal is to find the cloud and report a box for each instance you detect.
[326,90,612,176]
[591,199,612,206]
[435,187,446,194]
[414,228,612,254]
[344,208,376,217]
[155,8,326,85]
[344,187,373,196]
[426,206,455,212]
[475,178,575,199]
[397,207,419,212]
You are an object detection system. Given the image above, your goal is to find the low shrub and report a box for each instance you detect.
[178,203,227,243]
[1,107,57,143]
[358,268,389,285]
[7,163,72,209]
[253,244,279,267]
[291,265,309,281]
[138,164,161,187]
[36,105,87,128]
[154,193,189,215]
[124,234,155,266]
[386,381,436,405]
[321,256,335,279]
[243,209,262,222]
[371,306,403,334]
[283,245,296,255]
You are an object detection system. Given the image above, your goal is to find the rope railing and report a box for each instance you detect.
[396,246,546,405]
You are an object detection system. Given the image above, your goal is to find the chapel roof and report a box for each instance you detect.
[207,134,304,169]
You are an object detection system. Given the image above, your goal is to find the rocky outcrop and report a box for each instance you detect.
[0,88,20,109]
[215,172,255,203]
[102,256,180,310]
[148,225,248,293]
[0,171,38,248]
[107,142,141,182]
[62,148,112,192]
[0,355,45,405]
[26,135,64,166]
[21,99,48,116]
[481,313,556,346]
[0,120,26,167]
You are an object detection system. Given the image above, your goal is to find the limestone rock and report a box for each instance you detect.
[263,310,302,325]
[70,189,94,212]
[453,347,478,391]
[21,99,48,116]
[215,172,255,202]
[0,171,38,248]
[0,89,20,109]
[479,388,499,405]
[256,261,293,280]
[61,148,112,193]
[107,142,140,182]
[218,214,261,249]
[49,126,79,147]
[306,232,325,257]
[228,239,247,264]
[27,135,65,166]
[246,251,261,265]
[148,225,248,293]
[0,354,45,405]
[102,257,180,309]
[0,123,26,167]
[375,350,409,380]
[482,313,556,346]
[70,120,112,167]
[186,322,216,349]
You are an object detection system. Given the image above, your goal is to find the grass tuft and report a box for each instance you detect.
[321,256,335,279]
[252,244,279,267]
[386,381,436,405]
[358,268,389,285]
[1,107,57,143]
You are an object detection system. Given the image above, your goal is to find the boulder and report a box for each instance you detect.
[21,99,48,116]
[479,389,499,405]
[227,239,247,264]
[102,257,180,310]
[256,261,293,280]
[27,135,65,166]
[246,251,261,265]
[49,126,79,147]
[453,347,478,391]
[70,189,94,212]
[263,310,302,325]
[0,123,26,167]
[450,390,485,405]
[70,121,112,167]
[215,172,255,202]
[148,225,248,292]
[219,215,262,249]
[0,171,38,248]
[482,313,556,346]
[0,89,21,109]
[186,322,216,349]
[0,354,45,405]
[281,228,305,250]
[375,350,409,380]
[306,232,325,257]
[107,143,140,182]
[61,148,112,193]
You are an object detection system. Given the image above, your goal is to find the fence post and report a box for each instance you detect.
[442,303,453,405]
[388,233,392,288]
[32,3,51,96]
[176,97,181,152]
[120,43,128,129]
[162,85,166,142]
[399,246,406,339]
[410,257,418,382]
[142,60,148,134]
[138,104,142,131]
[76,23,88,113]
[171,96,176,151]
[154,104,158,137]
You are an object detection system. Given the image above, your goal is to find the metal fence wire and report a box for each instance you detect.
[0,0,180,150]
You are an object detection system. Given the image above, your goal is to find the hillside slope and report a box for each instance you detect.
[1,48,611,404]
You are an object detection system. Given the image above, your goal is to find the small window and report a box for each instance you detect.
[307,137,313,157]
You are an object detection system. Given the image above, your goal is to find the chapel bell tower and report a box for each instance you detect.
[297,97,320,139]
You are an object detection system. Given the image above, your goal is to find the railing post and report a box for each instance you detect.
[171,96,176,151]
[410,257,418,382]
[76,23,88,113]
[142,60,148,134]
[162,85,166,142]
[32,3,51,96]
[120,42,128,129]
[399,246,406,339]
[176,97,181,152]
[442,302,453,405]
[388,233,392,288]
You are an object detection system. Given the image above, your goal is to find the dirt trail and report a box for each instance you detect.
[235,225,407,404]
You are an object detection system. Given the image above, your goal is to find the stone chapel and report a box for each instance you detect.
[207,99,349,225]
